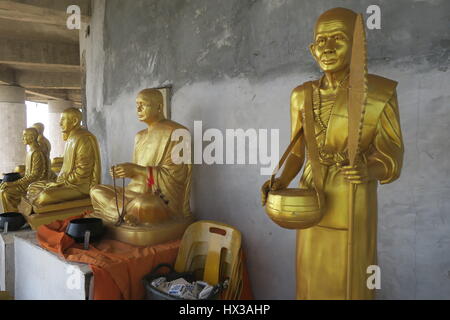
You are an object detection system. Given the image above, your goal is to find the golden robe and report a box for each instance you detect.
[91,119,192,224]
[0,148,50,212]
[37,135,51,159]
[291,74,404,300]
[28,128,101,206]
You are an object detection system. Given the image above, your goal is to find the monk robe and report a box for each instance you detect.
[0,148,50,212]
[91,119,192,224]
[27,128,101,206]
[291,74,404,300]
[37,134,51,159]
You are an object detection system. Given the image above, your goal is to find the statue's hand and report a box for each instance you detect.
[261,178,285,206]
[110,163,143,179]
[46,182,64,188]
[337,161,369,184]
[124,214,139,226]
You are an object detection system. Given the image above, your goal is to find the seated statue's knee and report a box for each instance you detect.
[89,185,101,198]
[34,190,51,206]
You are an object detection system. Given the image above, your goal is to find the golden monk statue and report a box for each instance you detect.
[90,89,193,246]
[26,108,101,208]
[0,128,51,212]
[32,122,58,180]
[261,8,404,300]
[31,122,51,159]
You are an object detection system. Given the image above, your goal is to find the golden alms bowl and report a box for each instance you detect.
[265,188,322,230]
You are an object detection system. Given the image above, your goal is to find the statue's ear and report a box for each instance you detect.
[309,43,318,62]
[73,116,81,127]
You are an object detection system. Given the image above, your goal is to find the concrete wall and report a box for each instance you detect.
[84,0,450,299]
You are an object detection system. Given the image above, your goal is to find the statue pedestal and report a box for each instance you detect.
[101,216,195,247]
[14,233,93,300]
[0,227,33,298]
[19,197,94,230]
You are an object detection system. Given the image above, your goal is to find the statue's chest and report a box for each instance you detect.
[135,132,168,166]
[310,87,380,159]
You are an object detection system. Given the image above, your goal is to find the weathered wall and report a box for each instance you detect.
[85,0,450,299]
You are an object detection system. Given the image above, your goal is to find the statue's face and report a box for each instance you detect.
[32,123,44,135]
[59,112,78,134]
[136,94,161,123]
[22,130,35,146]
[310,18,353,73]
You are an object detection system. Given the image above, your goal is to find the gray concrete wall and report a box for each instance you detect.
[85,0,450,299]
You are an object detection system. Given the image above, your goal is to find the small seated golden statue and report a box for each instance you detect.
[20,108,101,226]
[0,128,51,212]
[32,122,58,180]
[90,89,194,246]
[31,122,51,159]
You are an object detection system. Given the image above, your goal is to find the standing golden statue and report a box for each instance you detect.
[25,108,101,209]
[261,7,404,300]
[90,89,193,246]
[0,128,51,212]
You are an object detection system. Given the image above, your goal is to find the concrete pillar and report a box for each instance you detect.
[47,100,73,159]
[0,85,26,174]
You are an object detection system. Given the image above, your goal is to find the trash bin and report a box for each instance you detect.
[143,263,223,300]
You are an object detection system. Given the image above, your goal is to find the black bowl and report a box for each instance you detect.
[2,172,21,182]
[66,218,104,243]
[0,212,26,231]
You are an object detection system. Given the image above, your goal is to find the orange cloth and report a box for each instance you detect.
[37,215,253,300]
[37,215,179,300]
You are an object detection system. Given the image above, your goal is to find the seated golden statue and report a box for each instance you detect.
[90,89,193,246]
[32,122,58,180]
[31,122,51,159]
[13,165,26,177]
[25,108,101,209]
[0,128,51,212]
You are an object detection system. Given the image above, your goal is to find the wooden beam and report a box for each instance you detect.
[26,88,81,103]
[67,89,81,102]
[16,70,81,89]
[0,38,80,71]
[0,64,15,84]
[26,88,67,100]
[0,0,90,27]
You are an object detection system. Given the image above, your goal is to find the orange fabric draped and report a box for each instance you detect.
[37,215,253,300]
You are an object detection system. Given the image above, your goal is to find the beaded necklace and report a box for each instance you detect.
[313,74,350,132]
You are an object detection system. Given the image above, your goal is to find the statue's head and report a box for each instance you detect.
[309,7,357,74]
[136,89,165,124]
[32,122,45,135]
[60,107,82,140]
[22,127,39,146]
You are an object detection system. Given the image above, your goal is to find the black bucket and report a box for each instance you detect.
[0,213,26,232]
[2,173,21,183]
[66,218,104,243]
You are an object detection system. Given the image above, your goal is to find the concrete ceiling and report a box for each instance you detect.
[0,0,91,105]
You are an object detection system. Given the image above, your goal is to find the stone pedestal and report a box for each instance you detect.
[0,85,26,174]
[14,232,92,300]
[0,227,33,298]
[47,100,73,159]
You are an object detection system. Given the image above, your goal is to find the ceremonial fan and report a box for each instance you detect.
[346,13,368,300]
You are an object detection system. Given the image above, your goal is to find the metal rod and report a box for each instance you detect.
[346,183,356,300]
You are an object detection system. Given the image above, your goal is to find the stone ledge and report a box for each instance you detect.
[14,233,93,300]
[0,227,34,297]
